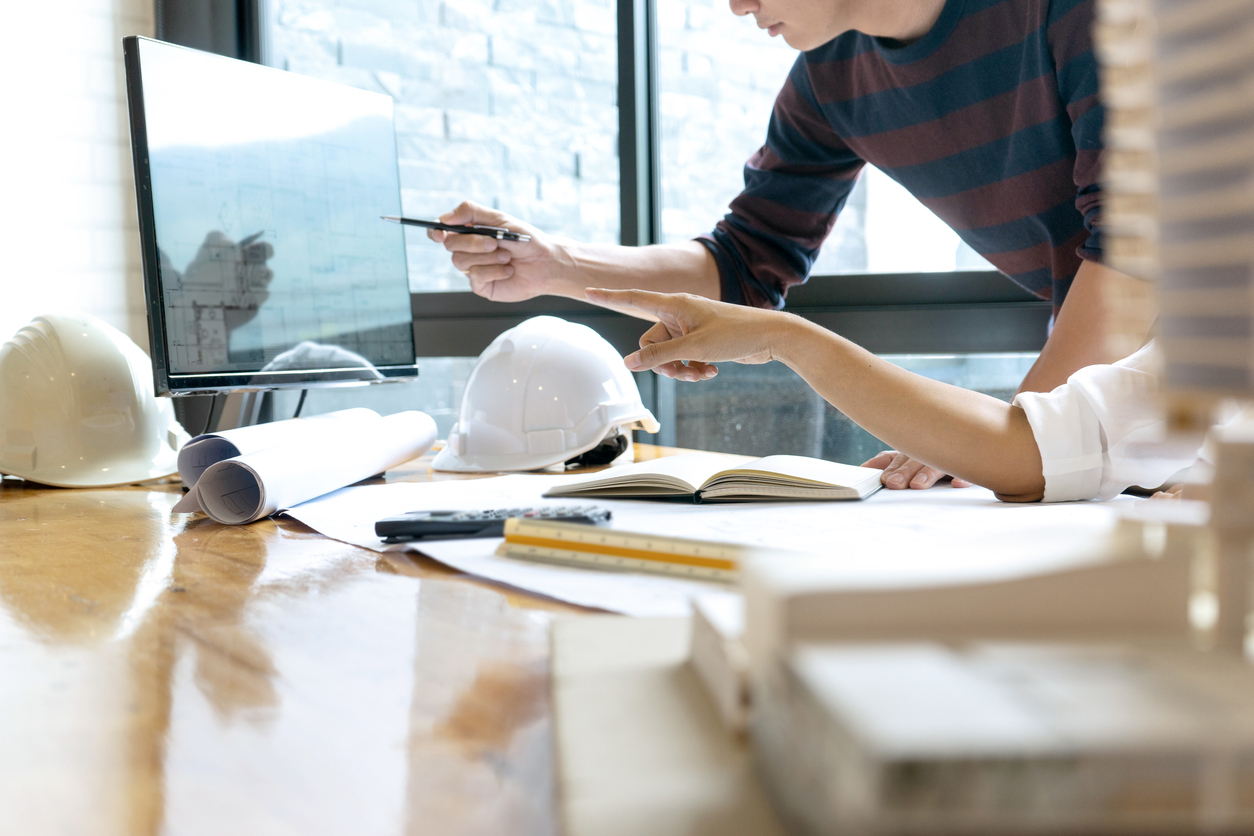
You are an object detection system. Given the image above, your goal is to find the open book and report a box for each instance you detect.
[543,452,883,502]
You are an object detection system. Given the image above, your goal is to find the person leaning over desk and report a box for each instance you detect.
[431,0,1153,495]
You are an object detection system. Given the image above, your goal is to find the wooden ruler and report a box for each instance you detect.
[495,517,753,582]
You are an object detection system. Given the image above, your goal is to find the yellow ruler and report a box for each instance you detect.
[495,517,753,582]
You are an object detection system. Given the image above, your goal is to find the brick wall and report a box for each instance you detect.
[267,0,622,292]
[0,0,154,347]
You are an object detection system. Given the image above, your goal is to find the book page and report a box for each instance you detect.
[706,455,882,492]
[545,451,751,497]
[698,483,860,501]
[283,474,1132,617]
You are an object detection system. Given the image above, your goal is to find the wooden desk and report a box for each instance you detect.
[0,444,692,836]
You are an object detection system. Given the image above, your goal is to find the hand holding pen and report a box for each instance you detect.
[418,200,560,303]
[381,215,531,242]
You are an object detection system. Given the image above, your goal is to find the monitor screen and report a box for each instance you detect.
[124,36,418,394]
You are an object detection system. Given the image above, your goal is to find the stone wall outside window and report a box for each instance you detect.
[267,0,621,293]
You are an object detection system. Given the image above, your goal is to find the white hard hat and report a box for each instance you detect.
[433,316,660,472]
[0,313,190,488]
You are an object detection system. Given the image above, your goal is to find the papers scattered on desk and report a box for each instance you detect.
[173,409,437,525]
[283,474,732,616]
[175,408,380,487]
[283,473,1131,618]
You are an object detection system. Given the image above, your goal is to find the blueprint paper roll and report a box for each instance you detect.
[177,407,381,488]
[188,410,437,525]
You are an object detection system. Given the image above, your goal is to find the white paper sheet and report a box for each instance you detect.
[283,474,1134,617]
[177,407,381,487]
[179,411,437,525]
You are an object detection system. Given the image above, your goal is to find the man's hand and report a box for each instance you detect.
[862,450,974,490]
[183,231,275,297]
[431,201,568,302]
[584,287,793,381]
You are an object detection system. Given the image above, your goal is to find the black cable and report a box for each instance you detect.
[201,394,220,436]
[293,389,308,418]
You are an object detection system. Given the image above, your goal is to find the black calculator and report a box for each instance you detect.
[375,506,612,543]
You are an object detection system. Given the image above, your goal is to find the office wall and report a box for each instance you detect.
[0,0,153,348]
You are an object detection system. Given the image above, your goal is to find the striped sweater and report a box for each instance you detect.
[699,0,1104,314]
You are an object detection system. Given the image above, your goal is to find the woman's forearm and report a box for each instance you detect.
[587,288,1047,500]
[773,316,1046,500]
[551,240,720,303]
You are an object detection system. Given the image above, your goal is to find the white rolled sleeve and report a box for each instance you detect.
[1012,342,1198,502]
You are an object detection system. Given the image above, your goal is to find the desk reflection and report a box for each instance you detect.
[0,480,557,836]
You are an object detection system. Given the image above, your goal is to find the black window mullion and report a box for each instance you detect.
[155,0,261,62]
[235,0,264,64]
[616,0,661,249]
[616,0,674,443]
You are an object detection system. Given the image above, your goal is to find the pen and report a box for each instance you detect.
[381,215,532,243]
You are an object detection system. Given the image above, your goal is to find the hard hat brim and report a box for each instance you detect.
[0,448,181,489]
[432,419,650,473]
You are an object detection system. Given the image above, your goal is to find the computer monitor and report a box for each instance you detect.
[123,36,419,395]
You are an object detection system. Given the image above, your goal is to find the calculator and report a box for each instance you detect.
[375,506,612,542]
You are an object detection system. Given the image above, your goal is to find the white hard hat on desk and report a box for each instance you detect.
[433,315,660,473]
[0,312,190,488]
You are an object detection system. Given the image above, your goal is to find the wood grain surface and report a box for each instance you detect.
[0,444,697,836]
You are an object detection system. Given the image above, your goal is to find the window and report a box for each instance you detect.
[655,0,993,275]
[165,0,1046,456]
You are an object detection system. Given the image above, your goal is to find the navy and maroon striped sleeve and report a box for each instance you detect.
[1048,0,1104,263]
[698,56,865,309]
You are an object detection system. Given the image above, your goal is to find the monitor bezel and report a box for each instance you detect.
[122,36,419,396]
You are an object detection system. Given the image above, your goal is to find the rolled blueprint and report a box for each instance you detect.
[177,407,381,488]
[176,410,437,525]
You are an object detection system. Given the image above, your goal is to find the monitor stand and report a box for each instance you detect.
[173,392,266,436]
[237,392,265,429]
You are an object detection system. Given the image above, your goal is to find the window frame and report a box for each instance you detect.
[409,271,1050,359]
[156,0,264,63]
[161,0,1051,443]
